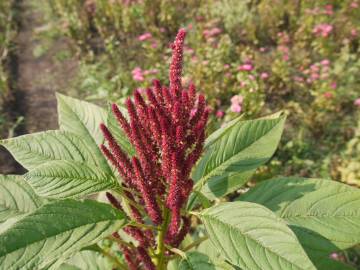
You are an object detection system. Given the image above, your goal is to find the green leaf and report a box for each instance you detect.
[0,175,43,223]
[193,113,286,199]
[239,177,360,252]
[179,251,234,270]
[25,160,118,199]
[1,130,101,170]
[200,201,316,270]
[107,105,135,156]
[0,199,127,270]
[57,93,107,145]
[56,94,111,174]
[60,250,112,270]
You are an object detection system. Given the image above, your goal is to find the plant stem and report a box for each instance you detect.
[155,208,170,270]
[100,246,128,270]
[182,236,208,252]
[108,236,135,249]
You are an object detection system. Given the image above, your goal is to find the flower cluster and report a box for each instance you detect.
[100,29,208,269]
[313,23,333,38]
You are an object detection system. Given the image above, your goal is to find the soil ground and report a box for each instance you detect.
[0,0,77,174]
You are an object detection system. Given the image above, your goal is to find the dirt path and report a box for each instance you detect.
[0,0,77,174]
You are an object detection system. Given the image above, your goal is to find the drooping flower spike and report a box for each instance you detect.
[100,28,208,270]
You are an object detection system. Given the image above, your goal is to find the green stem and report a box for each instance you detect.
[155,208,170,270]
[100,247,128,270]
[108,236,135,249]
[182,236,208,252]
[129,221,160,231]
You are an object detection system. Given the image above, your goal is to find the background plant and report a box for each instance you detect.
[43,0,360,188]
[1,28,360,270]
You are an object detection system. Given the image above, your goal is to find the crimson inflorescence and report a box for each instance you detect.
[100,28,208,270]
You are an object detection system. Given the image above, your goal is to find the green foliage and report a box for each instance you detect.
[193,113,285,199]
[200,201,316,270]
[1,94,359,269]
[0,199,127,270]
[0,175,43,223]
[239,177,360,256]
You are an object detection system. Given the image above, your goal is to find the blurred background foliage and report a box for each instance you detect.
[47,0,360,187]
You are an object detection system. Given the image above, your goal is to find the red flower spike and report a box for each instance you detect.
[100,125,134,182]
[120,245,139,270]
[106,192,123,210]
[188,83,196,108]
[137,247,156,270]
[162,86,173,107]
[165,207,181,242]
[190,94,206,126]
[169,28,186,98]
[132,157,162,224]
[99,29,209,269]
[171,216,191,247]
[112,103,132,138]
[124,226,149,248]
[152,79,164,105]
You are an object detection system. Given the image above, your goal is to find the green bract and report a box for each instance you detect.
[0,94,359,269]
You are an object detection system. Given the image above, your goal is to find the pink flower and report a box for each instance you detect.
[321,59,330,66]
[238,64,253,71]
[313,24,333,37]
[260,72,269,80]
[203,27,222,39]
[223,64,230,69]
[216,110,225,118]
[354,98,360,107]
[350,1,359,8]
[248,74,256,81]
[138,32,152,41]
[239,81,247,87]
[231,95,244,104]
[230,103,242,113]
[311,73,320,80]
[151,42,158,49]
[351,29,358,37]
[324,4,334,15]
[132,67,145,82]
[330,81,337,89]
[310,64,320,72]
[259,47,267,52]
[323,92,333,99]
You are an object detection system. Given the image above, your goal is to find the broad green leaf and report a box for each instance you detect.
[0,199,127,270]
[239,177,360,252]
[107,105,135,156]
[0,175,43,223]
[193,114,286,199]
[56,94,111,174]
[25,160,118,199]
[204,115,244,149]
[200,201,316,270]
[179,251,234,270]
[1,130,100,170]
[60,250,113,270]
[57,93,107,145]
